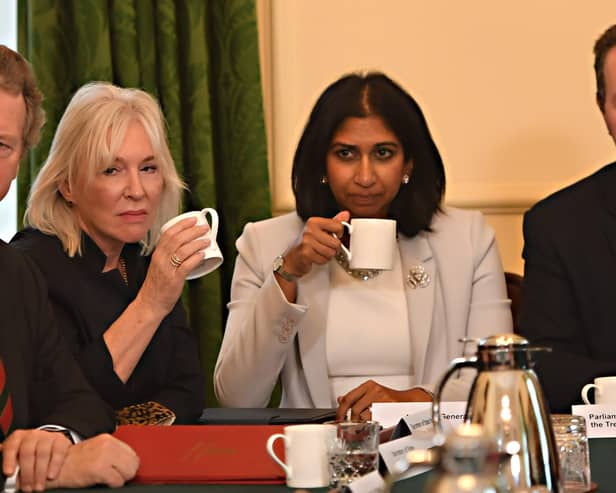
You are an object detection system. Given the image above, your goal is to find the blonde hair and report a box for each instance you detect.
[0,45,45,150]
[25,82,184,256]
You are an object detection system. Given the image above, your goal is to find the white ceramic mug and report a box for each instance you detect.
[266,424,336,488]
[160,208,223,280]
[338,218,396,270]
[581,376,616,404]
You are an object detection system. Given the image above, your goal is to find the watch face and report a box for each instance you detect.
[273,255,294,281]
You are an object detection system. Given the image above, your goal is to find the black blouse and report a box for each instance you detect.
[11,228,205,423]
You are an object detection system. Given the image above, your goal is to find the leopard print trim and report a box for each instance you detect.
[115,401,176,426]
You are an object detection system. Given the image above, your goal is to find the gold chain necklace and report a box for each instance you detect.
[118,257,128,286]
[334,250,381,281]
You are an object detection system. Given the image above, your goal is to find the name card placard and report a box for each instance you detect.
[571,404,616,438]
[378,429,433,481]
[372,401,467,430]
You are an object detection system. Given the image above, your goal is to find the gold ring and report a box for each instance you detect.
[170,253,183,268]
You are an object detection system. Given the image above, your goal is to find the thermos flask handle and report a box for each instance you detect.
[432,356,478,433]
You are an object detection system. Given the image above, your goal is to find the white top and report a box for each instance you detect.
[326,246,413,404]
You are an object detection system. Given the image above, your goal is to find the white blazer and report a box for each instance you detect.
[214,208,512,408]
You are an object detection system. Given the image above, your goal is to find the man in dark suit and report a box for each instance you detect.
[519,25,616,413]
[0,45,138,491]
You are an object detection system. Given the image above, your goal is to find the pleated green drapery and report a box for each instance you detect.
[18,0,271,407]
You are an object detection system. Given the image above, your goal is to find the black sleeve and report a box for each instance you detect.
[22,256,116,436]
[44,288,204,423]
[519,209,616,412]
[47,298,125,407]
[149,304,205,424]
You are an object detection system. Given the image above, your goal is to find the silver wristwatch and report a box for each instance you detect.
[273,255,296,282]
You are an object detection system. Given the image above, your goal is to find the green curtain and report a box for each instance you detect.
[18,0,271,407]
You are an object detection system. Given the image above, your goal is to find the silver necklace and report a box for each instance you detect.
[334,250,381,281]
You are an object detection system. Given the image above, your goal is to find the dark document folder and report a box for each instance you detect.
[199,407,337,425]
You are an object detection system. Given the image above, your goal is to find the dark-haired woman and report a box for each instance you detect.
[214,72,512,420]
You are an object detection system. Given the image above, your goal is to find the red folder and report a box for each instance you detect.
[113,425,286,484]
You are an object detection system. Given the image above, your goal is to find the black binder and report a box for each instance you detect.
[199,408,337,425]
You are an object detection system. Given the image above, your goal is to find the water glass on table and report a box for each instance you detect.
[327,421,380,488]
[551,414,591,493]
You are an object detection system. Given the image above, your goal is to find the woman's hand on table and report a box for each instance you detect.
[336,380,434,421]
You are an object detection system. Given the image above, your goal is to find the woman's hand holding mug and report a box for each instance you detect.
[138,214,210,318]
[282,211,351,279]
[273,211,349,304]
[161,208,223,279]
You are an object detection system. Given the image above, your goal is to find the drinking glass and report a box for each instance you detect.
[551,414,591,493]
[327,421,380,488]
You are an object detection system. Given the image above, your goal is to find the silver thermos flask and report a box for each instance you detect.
[432,333,561,493]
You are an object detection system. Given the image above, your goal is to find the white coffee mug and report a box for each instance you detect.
[581,376,616,404]
[160,208,223,280]
[338,218,396,270]
[266,424,336,488]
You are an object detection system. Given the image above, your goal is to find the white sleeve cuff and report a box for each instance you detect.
[4,469,17,493]
[37,424,82,444]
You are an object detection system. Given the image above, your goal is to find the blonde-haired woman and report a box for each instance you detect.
[12,82,205,424]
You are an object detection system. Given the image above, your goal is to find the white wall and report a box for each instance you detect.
[259,0,616,274]
[0,0,18,242]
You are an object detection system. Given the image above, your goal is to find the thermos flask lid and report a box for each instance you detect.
[475,333,550,369]
[477,333,528,348]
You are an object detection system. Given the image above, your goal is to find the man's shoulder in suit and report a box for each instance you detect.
[0,237,42,285]
[525,161,616,228]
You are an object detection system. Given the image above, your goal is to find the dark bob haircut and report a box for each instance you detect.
[292,71,445,238]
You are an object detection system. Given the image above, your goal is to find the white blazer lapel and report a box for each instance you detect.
[399,234,435,383]
[296,263,331,407]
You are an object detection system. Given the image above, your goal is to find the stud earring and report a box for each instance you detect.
[402,174,410,184]
[320,175,328,184]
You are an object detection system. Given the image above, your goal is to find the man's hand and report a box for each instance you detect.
[46,434,139,489]
[1,429,71,492]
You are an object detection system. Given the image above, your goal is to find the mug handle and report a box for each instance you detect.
[581,383,597,405]
[266,434,290,476]
[334,221,352,261]
[201,208,219,238]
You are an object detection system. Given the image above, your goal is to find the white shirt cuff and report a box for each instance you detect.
[37,424,82,444]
